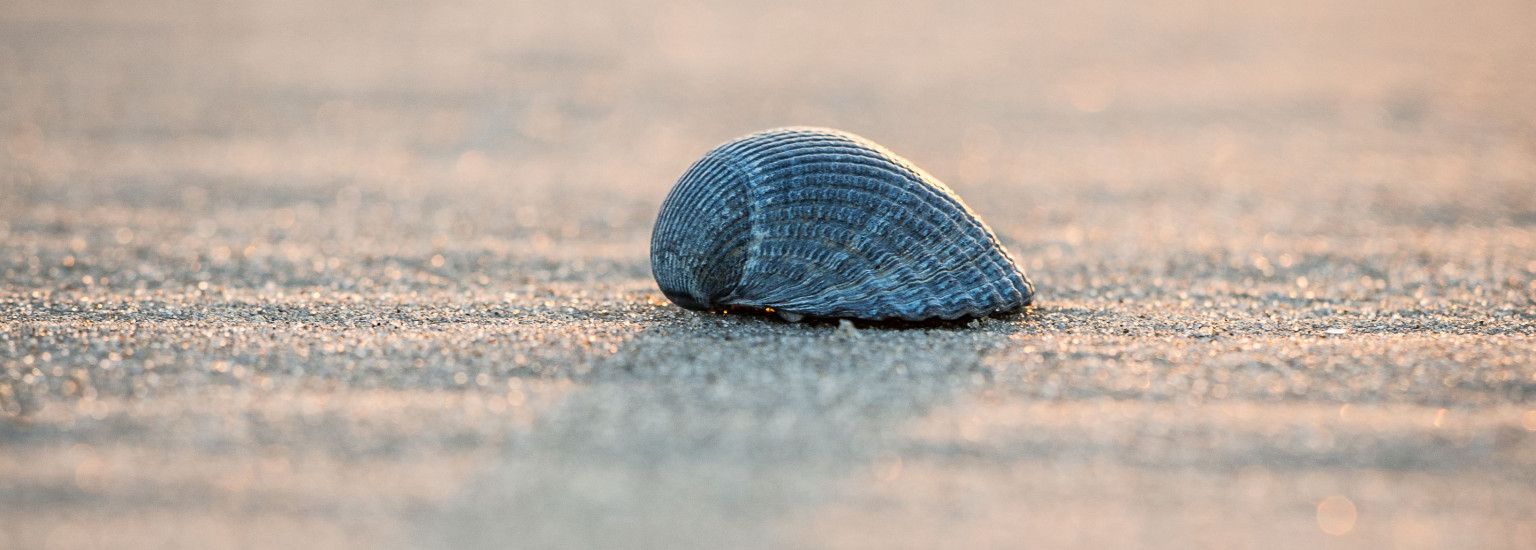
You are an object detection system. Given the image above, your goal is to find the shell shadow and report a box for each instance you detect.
[417,305,1028,549]
[714,304,1036,331]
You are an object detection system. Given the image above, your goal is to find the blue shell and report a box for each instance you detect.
[650,127,1034,321]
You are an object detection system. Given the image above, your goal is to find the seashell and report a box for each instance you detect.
[650,127,1034,321]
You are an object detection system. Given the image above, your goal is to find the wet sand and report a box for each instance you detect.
[2,0,1535,548]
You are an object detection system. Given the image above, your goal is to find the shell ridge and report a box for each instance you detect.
[728,180,890,311]
[733,230,893,313]
[753,153,992,246]
[651,153,755,307]
[650,155,720,300]
[757,175,982,242]
[749,170,973,312]
[728,251,837,313]
[739,131,1026,317]
[755,176,1007,283]
[741,217,1016,319]
[751,204,967,309]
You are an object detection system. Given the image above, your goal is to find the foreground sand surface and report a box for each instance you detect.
[3,0,1535,548]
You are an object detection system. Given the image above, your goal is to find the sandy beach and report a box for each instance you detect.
[3,0,1535,548]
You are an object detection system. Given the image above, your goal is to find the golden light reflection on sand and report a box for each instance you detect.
[788,395,1536,548]
[1317,495,1358,536]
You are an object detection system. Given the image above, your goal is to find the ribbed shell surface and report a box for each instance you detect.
[650,127,1034,321]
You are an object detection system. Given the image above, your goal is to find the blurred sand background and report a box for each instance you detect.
[2,0,1535,548]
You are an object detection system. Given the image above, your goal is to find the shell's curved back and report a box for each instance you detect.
[651,127,1034,321]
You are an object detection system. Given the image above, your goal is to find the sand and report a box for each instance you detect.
[2,0,1535,548]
